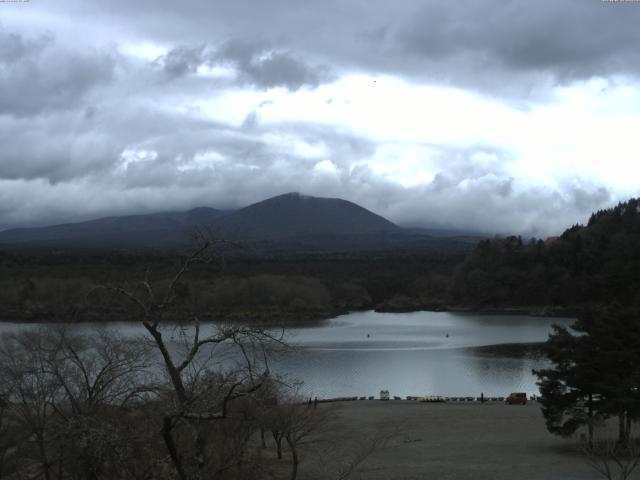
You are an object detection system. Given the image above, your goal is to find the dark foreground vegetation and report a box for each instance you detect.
[0,245,384,480]
[0,327,389,480]
[534,304,640,480]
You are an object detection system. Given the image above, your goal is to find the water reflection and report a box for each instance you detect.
[274,311,572,398]
[0,310,573,399]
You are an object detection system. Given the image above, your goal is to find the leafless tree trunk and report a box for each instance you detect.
[0,387,11,479]
[285,433,299,480]
[273,430,284,459]
[588,393,595,448]
[162,415,187,480]
[93,239,286,479]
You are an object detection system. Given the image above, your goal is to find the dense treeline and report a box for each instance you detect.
[451,198,640,312]
[0,252,460,323]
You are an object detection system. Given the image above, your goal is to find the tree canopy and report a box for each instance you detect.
[535,305,640,446]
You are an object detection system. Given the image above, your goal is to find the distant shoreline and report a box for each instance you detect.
[376,304,576,318]
[0,304,575,324]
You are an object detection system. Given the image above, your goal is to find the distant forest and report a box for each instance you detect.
[1,198,639,322]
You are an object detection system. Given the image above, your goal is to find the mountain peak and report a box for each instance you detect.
[270,192,313,200]
[213,193,398,239]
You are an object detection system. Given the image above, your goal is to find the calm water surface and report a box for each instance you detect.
[0,311,573,399]
[275,311,573,398]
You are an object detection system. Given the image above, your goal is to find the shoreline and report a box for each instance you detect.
[375,303,576,318]
[313,396,532,404]
[0,304,576,324]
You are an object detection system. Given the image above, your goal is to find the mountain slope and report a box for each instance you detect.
[210,192,398,239]
[0,208,228,248]
[0,193,477,255]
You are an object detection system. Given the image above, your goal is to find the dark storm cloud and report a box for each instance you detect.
[394,0,640,86]
[0,28,115,117]
[155,40,333,90]
[44,0,640,92]
[216,40,334,90]
[0,29,50,63]
[157,45,206,77]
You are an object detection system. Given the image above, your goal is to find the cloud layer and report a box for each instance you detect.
[1,1,639,236]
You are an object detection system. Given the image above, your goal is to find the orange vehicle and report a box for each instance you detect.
[506,392,527,405]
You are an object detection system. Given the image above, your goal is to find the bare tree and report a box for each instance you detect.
[0,374,15,479]
[281,403,329,480]
[0,330,63,480]
[94,240,286,480]
[0,327,158,480]
[39,327,154,414]
[582,438,640,480]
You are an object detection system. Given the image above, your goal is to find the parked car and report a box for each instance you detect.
[506,392,527,405]
[419,395,446,403]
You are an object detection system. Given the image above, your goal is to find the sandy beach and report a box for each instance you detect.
[297,400,602,480]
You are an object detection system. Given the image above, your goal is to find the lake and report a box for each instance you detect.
[0,310,573,399]
[275,310,573,399]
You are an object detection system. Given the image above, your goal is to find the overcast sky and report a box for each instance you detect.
[1,0,639,236]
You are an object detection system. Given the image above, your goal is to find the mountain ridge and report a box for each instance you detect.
[0,207,229,248]
[0,193,397,249]
[0,193,483,255]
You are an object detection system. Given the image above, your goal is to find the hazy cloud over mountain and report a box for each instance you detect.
[1,0,638,236]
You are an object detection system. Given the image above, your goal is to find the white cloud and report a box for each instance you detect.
[177,151,226,172]
[117,149,159,173]
[313,159,338,175]
[119,42,167,61]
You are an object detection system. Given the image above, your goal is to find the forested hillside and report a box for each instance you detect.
[450,198,640,311]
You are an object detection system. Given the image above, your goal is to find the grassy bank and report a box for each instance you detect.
[296,400,599,480]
